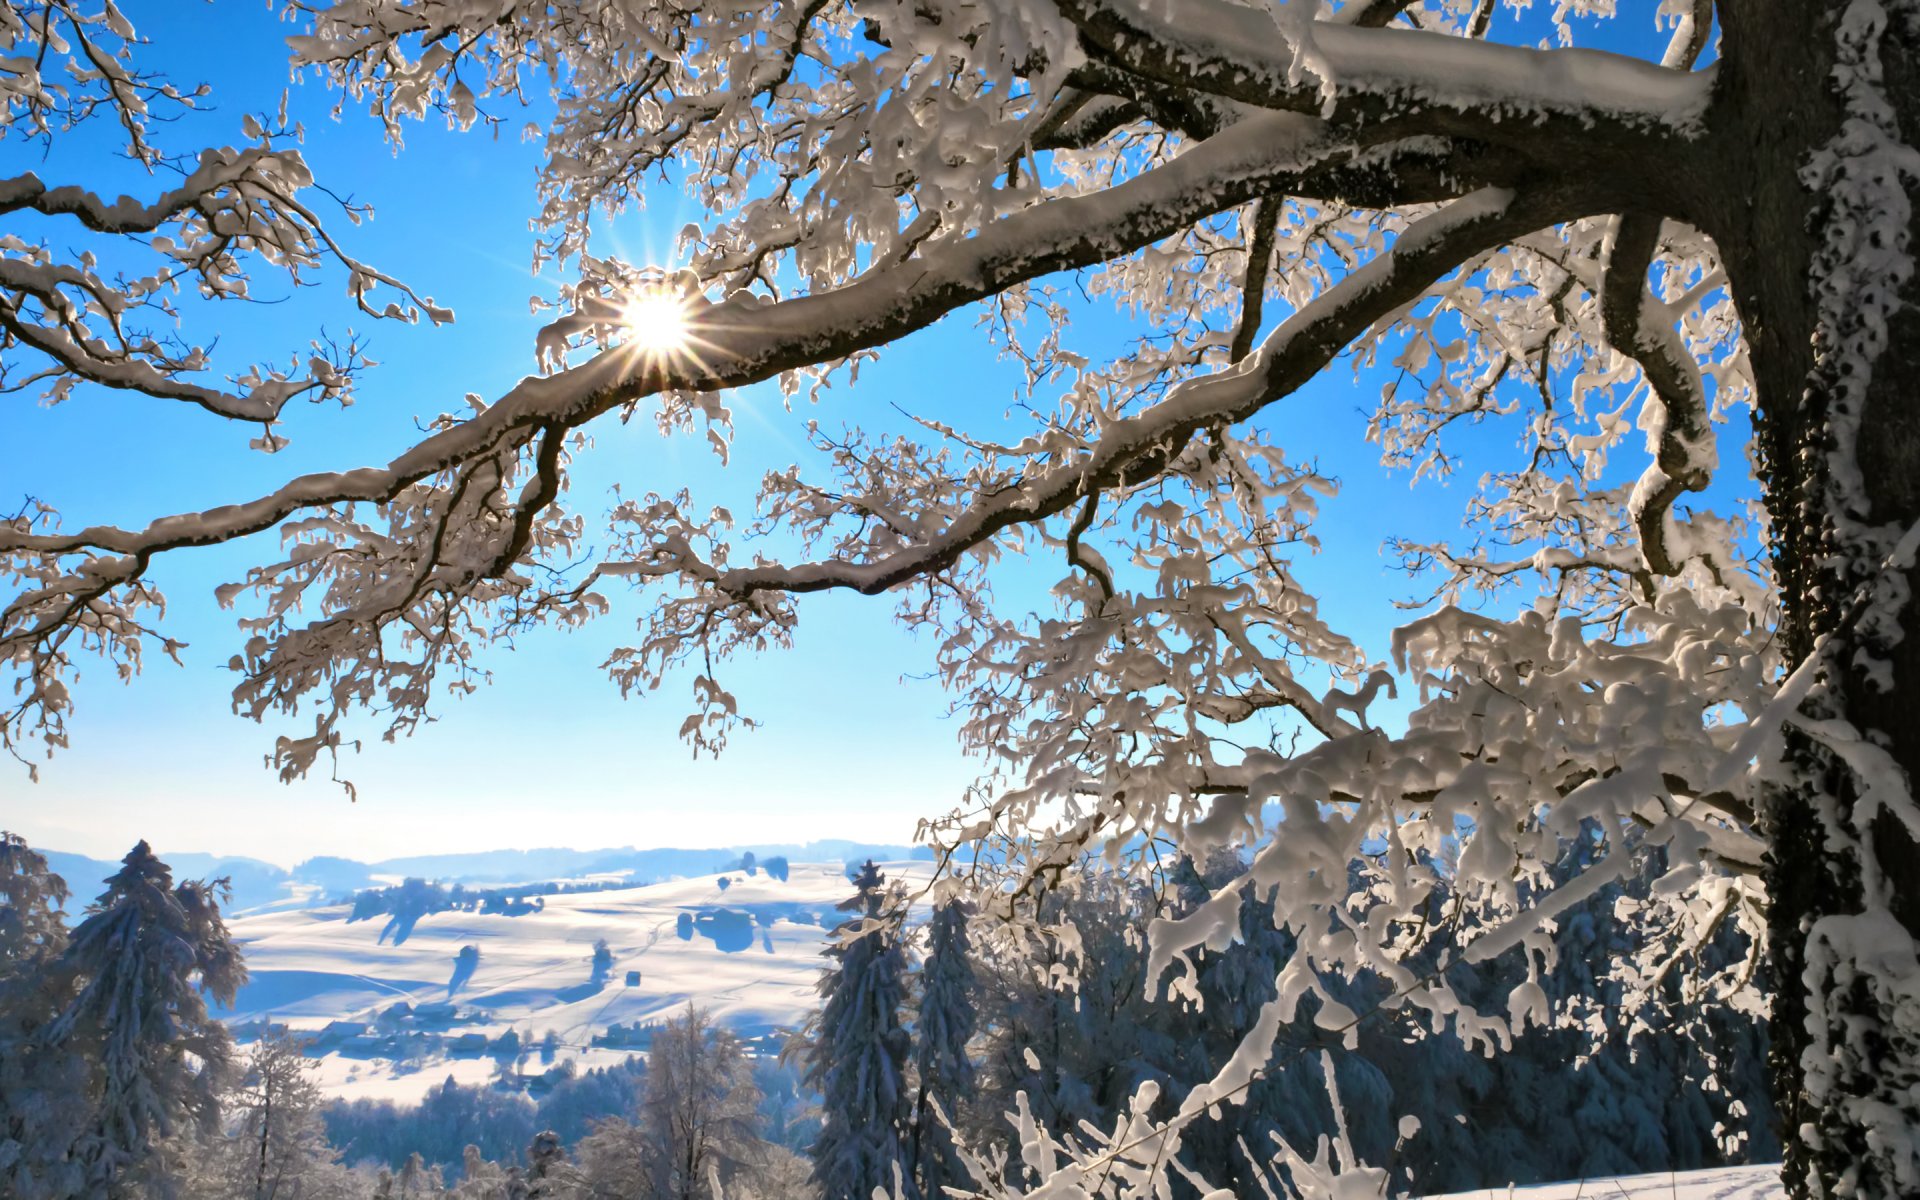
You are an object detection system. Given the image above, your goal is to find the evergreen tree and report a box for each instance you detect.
[908,898,976,1200]
[0,831,69,970]
[0,834,86,1200]
[32,842,246,1199]
[808,860,912,1200]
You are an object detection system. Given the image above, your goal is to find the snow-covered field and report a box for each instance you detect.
[221,861,931,1101]
[1427,1165,1783,1200]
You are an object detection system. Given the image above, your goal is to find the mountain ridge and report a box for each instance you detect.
[41,840,936,917]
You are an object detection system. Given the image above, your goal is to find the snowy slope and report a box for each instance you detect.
[221,861,931,1101]
[1425,1164,1783,1200]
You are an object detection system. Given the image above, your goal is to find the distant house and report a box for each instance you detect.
[413,1002,457,1027]
[593,1020,657,1050]
[625,970,641,987]
[315,1019,370,1045]
[449,1032,489,1056]
[375,1002,415,1032]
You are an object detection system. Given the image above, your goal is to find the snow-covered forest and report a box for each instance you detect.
[5,0,1920,1197]
[0,838,1780,1197]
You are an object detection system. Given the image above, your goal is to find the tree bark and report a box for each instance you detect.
[1714,2,1920,1195]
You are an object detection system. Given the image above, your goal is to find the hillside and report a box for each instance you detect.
[220,860,932,1102]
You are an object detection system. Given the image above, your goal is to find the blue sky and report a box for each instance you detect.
[2,1,1695,866]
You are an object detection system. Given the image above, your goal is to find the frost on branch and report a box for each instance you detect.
[0,0,448,774]
[0,3,447,426]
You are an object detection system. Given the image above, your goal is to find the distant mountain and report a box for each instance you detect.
[359,841,932,886]
[37,840,935,918]
[44,849,298,916]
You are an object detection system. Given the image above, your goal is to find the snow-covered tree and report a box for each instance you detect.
[7,2,1920,1195]
[640,1006,765,1200]
[569,1117,654,1199]
[0,835,88,1199]
[203,1030,340,1200]
[809,862,912,1200]
[908,898,976,1200]
[0,832,69,971]
[523,1130,569,1199]
[27,842,247,1198]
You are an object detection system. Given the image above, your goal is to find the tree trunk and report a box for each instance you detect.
[1716,2,1920,1196]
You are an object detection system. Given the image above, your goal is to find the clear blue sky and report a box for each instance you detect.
[1,1,1683,866]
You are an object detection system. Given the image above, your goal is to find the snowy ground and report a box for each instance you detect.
[221,860,931,1101]
[1426,1165,1783,1200]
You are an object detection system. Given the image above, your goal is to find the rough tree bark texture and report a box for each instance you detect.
[1717,2,1920,1196]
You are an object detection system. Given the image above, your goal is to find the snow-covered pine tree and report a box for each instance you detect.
[0,834,87,1200]
[809,861,913,1200]
[0,831,69,971]
[908,897,976,1200]
[43,841,247,1199]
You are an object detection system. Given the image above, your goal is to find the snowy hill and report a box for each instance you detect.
[220,860,932,1101]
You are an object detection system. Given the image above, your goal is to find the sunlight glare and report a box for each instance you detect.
[622,291,694,356]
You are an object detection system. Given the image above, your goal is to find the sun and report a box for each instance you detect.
[621,291,694,356]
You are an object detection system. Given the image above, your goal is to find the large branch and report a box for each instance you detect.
[0,156,270,232]
[0,114,1490,569]
[672,186,1563,601]
[1056,0,1711,176]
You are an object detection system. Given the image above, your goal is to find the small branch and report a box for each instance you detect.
[1063,493,1115,603]
[1230,197,1283,364]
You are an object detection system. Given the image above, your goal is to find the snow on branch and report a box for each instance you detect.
[1056,0,1714,141]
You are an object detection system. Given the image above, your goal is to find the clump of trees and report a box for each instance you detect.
[0,834,820,1199]
[0,829,1782,1199]
[802,850,1775,1200]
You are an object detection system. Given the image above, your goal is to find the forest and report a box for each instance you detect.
[1,837,1776,1199]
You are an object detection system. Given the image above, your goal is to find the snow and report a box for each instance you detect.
[219,861,931,1102]
[1422,1164,1783,1200]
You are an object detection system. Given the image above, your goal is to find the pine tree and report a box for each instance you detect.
[908,898,975,1200]
[808,860,912,1200]
[0,831,69,971]
[45,841,248,1198]
[0,834,86,1200]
